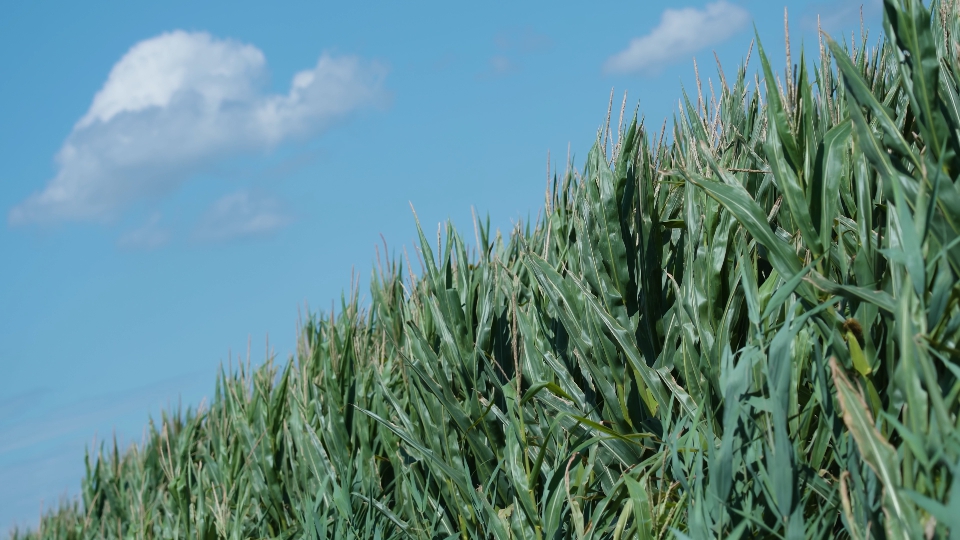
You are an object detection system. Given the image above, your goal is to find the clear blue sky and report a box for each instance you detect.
[0,0,879,531]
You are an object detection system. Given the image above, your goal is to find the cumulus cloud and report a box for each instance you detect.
[193,190,291,242]
[10,30,386,225]
[603,1,750,75]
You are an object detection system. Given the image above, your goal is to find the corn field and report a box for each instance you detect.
[12,0,960,537]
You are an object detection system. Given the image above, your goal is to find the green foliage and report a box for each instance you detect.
[12,0,960,537]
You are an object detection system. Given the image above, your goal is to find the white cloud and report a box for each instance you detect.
[117,212,169,250]
[603,1,750,75]
[10,30,387,225]
[193,190,291,242]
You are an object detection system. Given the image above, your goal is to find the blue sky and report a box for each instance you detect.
[0,0,880,531]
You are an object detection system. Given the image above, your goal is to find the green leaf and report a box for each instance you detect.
[829,358,919,540]
[765,103,823,256]
[523,252,669,417]
[825,35,918,168]
[846,330,871,376]
[756,33,801,170]
[761,257,816,321]
[818,120,853,253]
[883,0,951,163]
[841,93,927,296]
[624,475,655,540]
[685,172,814,303]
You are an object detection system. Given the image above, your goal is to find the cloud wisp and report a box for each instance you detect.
[0,372,203,456]
[10,30,387,225]
[193,190,291,242]
[481,27,551,79]
[603,1,750,75]
[117,212,170,250]
[801,0,882,34]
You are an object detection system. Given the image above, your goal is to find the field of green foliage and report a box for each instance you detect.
[13,0,960,537]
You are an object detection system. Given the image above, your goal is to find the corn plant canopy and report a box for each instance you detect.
[13,0,960,537]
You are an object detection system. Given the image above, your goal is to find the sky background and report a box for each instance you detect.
[1,0,881,532]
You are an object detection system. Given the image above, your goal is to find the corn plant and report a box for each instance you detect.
[10,0,960,538]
